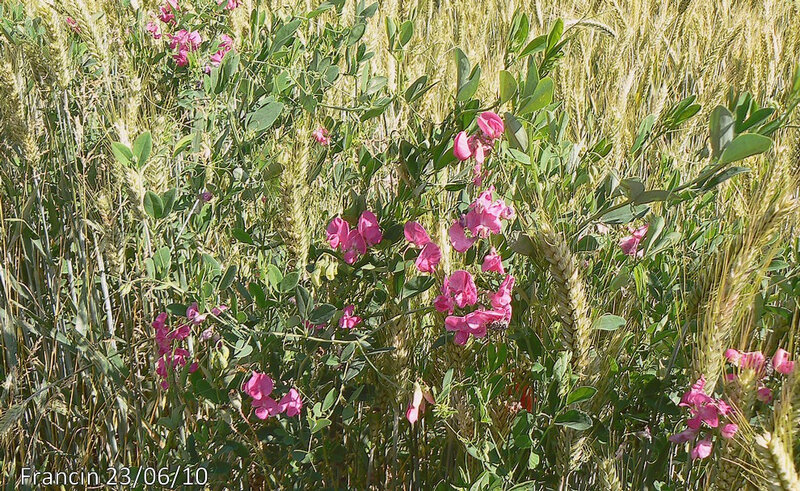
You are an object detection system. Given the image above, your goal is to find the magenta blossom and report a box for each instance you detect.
[339,305,361,330]
[772,348,795,375]
[443,270,478,308]
[720,423,738,439]
[757,386,773,404]
[158,0,179,24]
[477,111,504,140]
[66,17,80,33]
[146,21,161,39]
[620,224,649,257]
[209,34,234,67]
[482,248,504,274]
[690,438,713,460]
[326,217,349,249]
[243,371,274,401]
[404,221,431,247]
[312,127,330,145]
[415,242,442,273]
[448,220,477,253]
[253,396,281,419]
[278,388,303,417]
[357,211,383,247]
[342,229,367,264]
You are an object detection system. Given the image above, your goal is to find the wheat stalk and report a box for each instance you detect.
[755,432,800,491]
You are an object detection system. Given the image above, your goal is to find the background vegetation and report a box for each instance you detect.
[1,0,799,489]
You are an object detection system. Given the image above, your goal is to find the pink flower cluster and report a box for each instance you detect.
[209,34,233,67]
[404,222,442,273]
[168,29,202,67]
[312,127,330,145]
[158,0,178,24]
[326,211,383,264]
[339,305,362,329]
[153,303,227,389]
[669,376,737,460]
[242,371,302,419]
[453,111,505,185]
[724,347,795,404]
[619,224,649,258]
[448,186,514,253]
[435,270,515,345]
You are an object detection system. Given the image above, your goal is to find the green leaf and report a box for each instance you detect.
[457,66,481,102]
[504,112,528,151]
[219,265,237,291]
[161,188,177,215]
[247,100,284,133]
[555,409,592,431]
[455,48,470,92]
[111,142,133,167]
[519,35,547,57]
[709,105,735,158]
[402,276,436,300]
[143,191,164,219]
[231,228,254,244]
[630,114,656,155]
[364,76,387,96]
[719,133,772,164]
[499,70,517,105]
[398,20,414,46]
[280,271,300,293]
[702,166,750,189]
[592,314,626,331]
[311,418,331,433]
[404,75,431,104]
[266,264,283,289]
[518,77,553,115]
[132,131,152,167]
[322,388,337,412]
[173,134,193,156]
[599,204,650,225]
[508,12,529,52]
[522,57,539,97]
[309,304,337,325]
[547,19,564,51]
[566,386,597,405]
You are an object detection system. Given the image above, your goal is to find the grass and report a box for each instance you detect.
[1,0,799,488]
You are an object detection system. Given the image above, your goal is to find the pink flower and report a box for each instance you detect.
[342,229,367,264]
[482,248,504,274]
[772,348,795,375]
[690,438,713,460]
[405,384,425,425]
[449,220,476,252]
[434,294,455,314]
[687,404,719,429]
[741,351,766,371]
[312,127,330,145]
[620,224,649,257]
[242,371,274,401]
[445,315,471,345]
[326,217,350,250]
[200,328,214,341]
[720,423,738,439]
[679,377,712,408]
[252,396,281,419]
[218,0,240,9]
[668,427,698,444]
[477,111,504,140]
[453,131,472,161]
[169,323,191,342]
[278,388,303,417]
[444,271,478,308]
[200,191,214,202]
[490,275,515,310]
[463,186,514,238]
[358,211,383,247]
[173,49,189,67]
[146,21,161,39]
[211,305,228,316]
[66,17,80,33]
[415,242,441,273]
[757,386,773,404]
[158,0,178,24]
[339,305,361,329]
[186,302,207,325]
[724,349,742,364]
[404,221,431,246]
[152,312,168,330]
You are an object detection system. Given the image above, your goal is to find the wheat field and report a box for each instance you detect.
[1,0,799,489]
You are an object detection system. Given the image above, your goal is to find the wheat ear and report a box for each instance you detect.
[755,432,800,491]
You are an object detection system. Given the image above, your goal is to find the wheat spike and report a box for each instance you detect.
[755,432,800,491]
